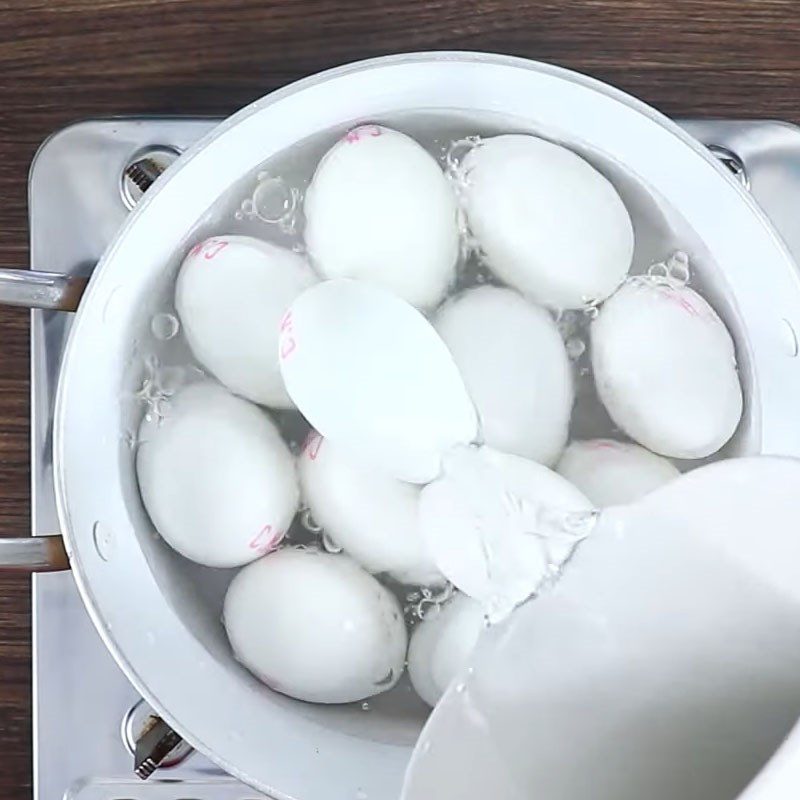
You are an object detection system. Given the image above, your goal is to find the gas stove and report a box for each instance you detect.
[28,116,800,800]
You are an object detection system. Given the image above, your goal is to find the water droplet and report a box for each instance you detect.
[233,210,243,220]
[565,337,585,360]
[150,312,179,341]
[240,198,255,216]
[455,682,466,693]
[93,521,115,561]
[360,702,370,711]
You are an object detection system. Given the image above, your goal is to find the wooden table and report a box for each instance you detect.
[0,0,798,796]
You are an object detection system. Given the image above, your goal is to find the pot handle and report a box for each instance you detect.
[0,268,86,571]
[0,268,88,312]
[0,536,69,572]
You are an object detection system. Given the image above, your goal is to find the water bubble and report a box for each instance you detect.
[236,175,301,232]
[455,682,466,694]
[565,337,586,360]
[93,521,115,561]
[122,430,138,450]
[583,305,600,320]
[405,590,421,603]
[647,261,670,282]
[667,250,691,285]
[374,668,395,687]
[150,312,179,341]
[300,508,324,533]
[445,136,481,182]
[360,702,370,712]
[417,601,441,621]
[556,309,583,339]
[233,210,243,221]
[322,531,343,554]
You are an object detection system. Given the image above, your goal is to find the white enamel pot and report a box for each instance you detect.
[2,52,800,800]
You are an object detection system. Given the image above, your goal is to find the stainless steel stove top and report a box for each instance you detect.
[28,116,800,800]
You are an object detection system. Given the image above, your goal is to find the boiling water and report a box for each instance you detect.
[124,110,751,747]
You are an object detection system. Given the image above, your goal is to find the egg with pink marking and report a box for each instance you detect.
[136,381,299,567]
[591,278,743,458]
[304,125,459,309]
[176,235,316,408]
[556,439,679,507]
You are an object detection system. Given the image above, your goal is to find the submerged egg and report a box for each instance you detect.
[299,433,443,585]
[136,382,299,567]
[279,279,478,483]
[419,446,592,615]
[434,286,573,465]
[557,439,680,507]
[461,134,634,309]
[408,593,485,707]
[176,235,316,408]
[223,548,407,704]
[591,278,743,459]
[304,125,459,309]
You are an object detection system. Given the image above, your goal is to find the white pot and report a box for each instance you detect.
[1,52,799,800]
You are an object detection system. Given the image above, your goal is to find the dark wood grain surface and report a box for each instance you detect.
[1,0,800,796]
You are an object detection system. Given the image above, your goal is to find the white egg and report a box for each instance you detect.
[175,235,316,407]
[299,432,443,585]
[136,381,299,567]
[408,593,485,707]
[279,279,478,483]
[591,278,743,458]
[304,125,459,309]
[419,446,592,616]
[223,548,408,704]
[434,286,573,465]
[556,439,680,507]
[461,135,634,309]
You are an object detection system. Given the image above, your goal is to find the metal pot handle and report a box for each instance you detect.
[0,268,87,312]
[0,267,89,571]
